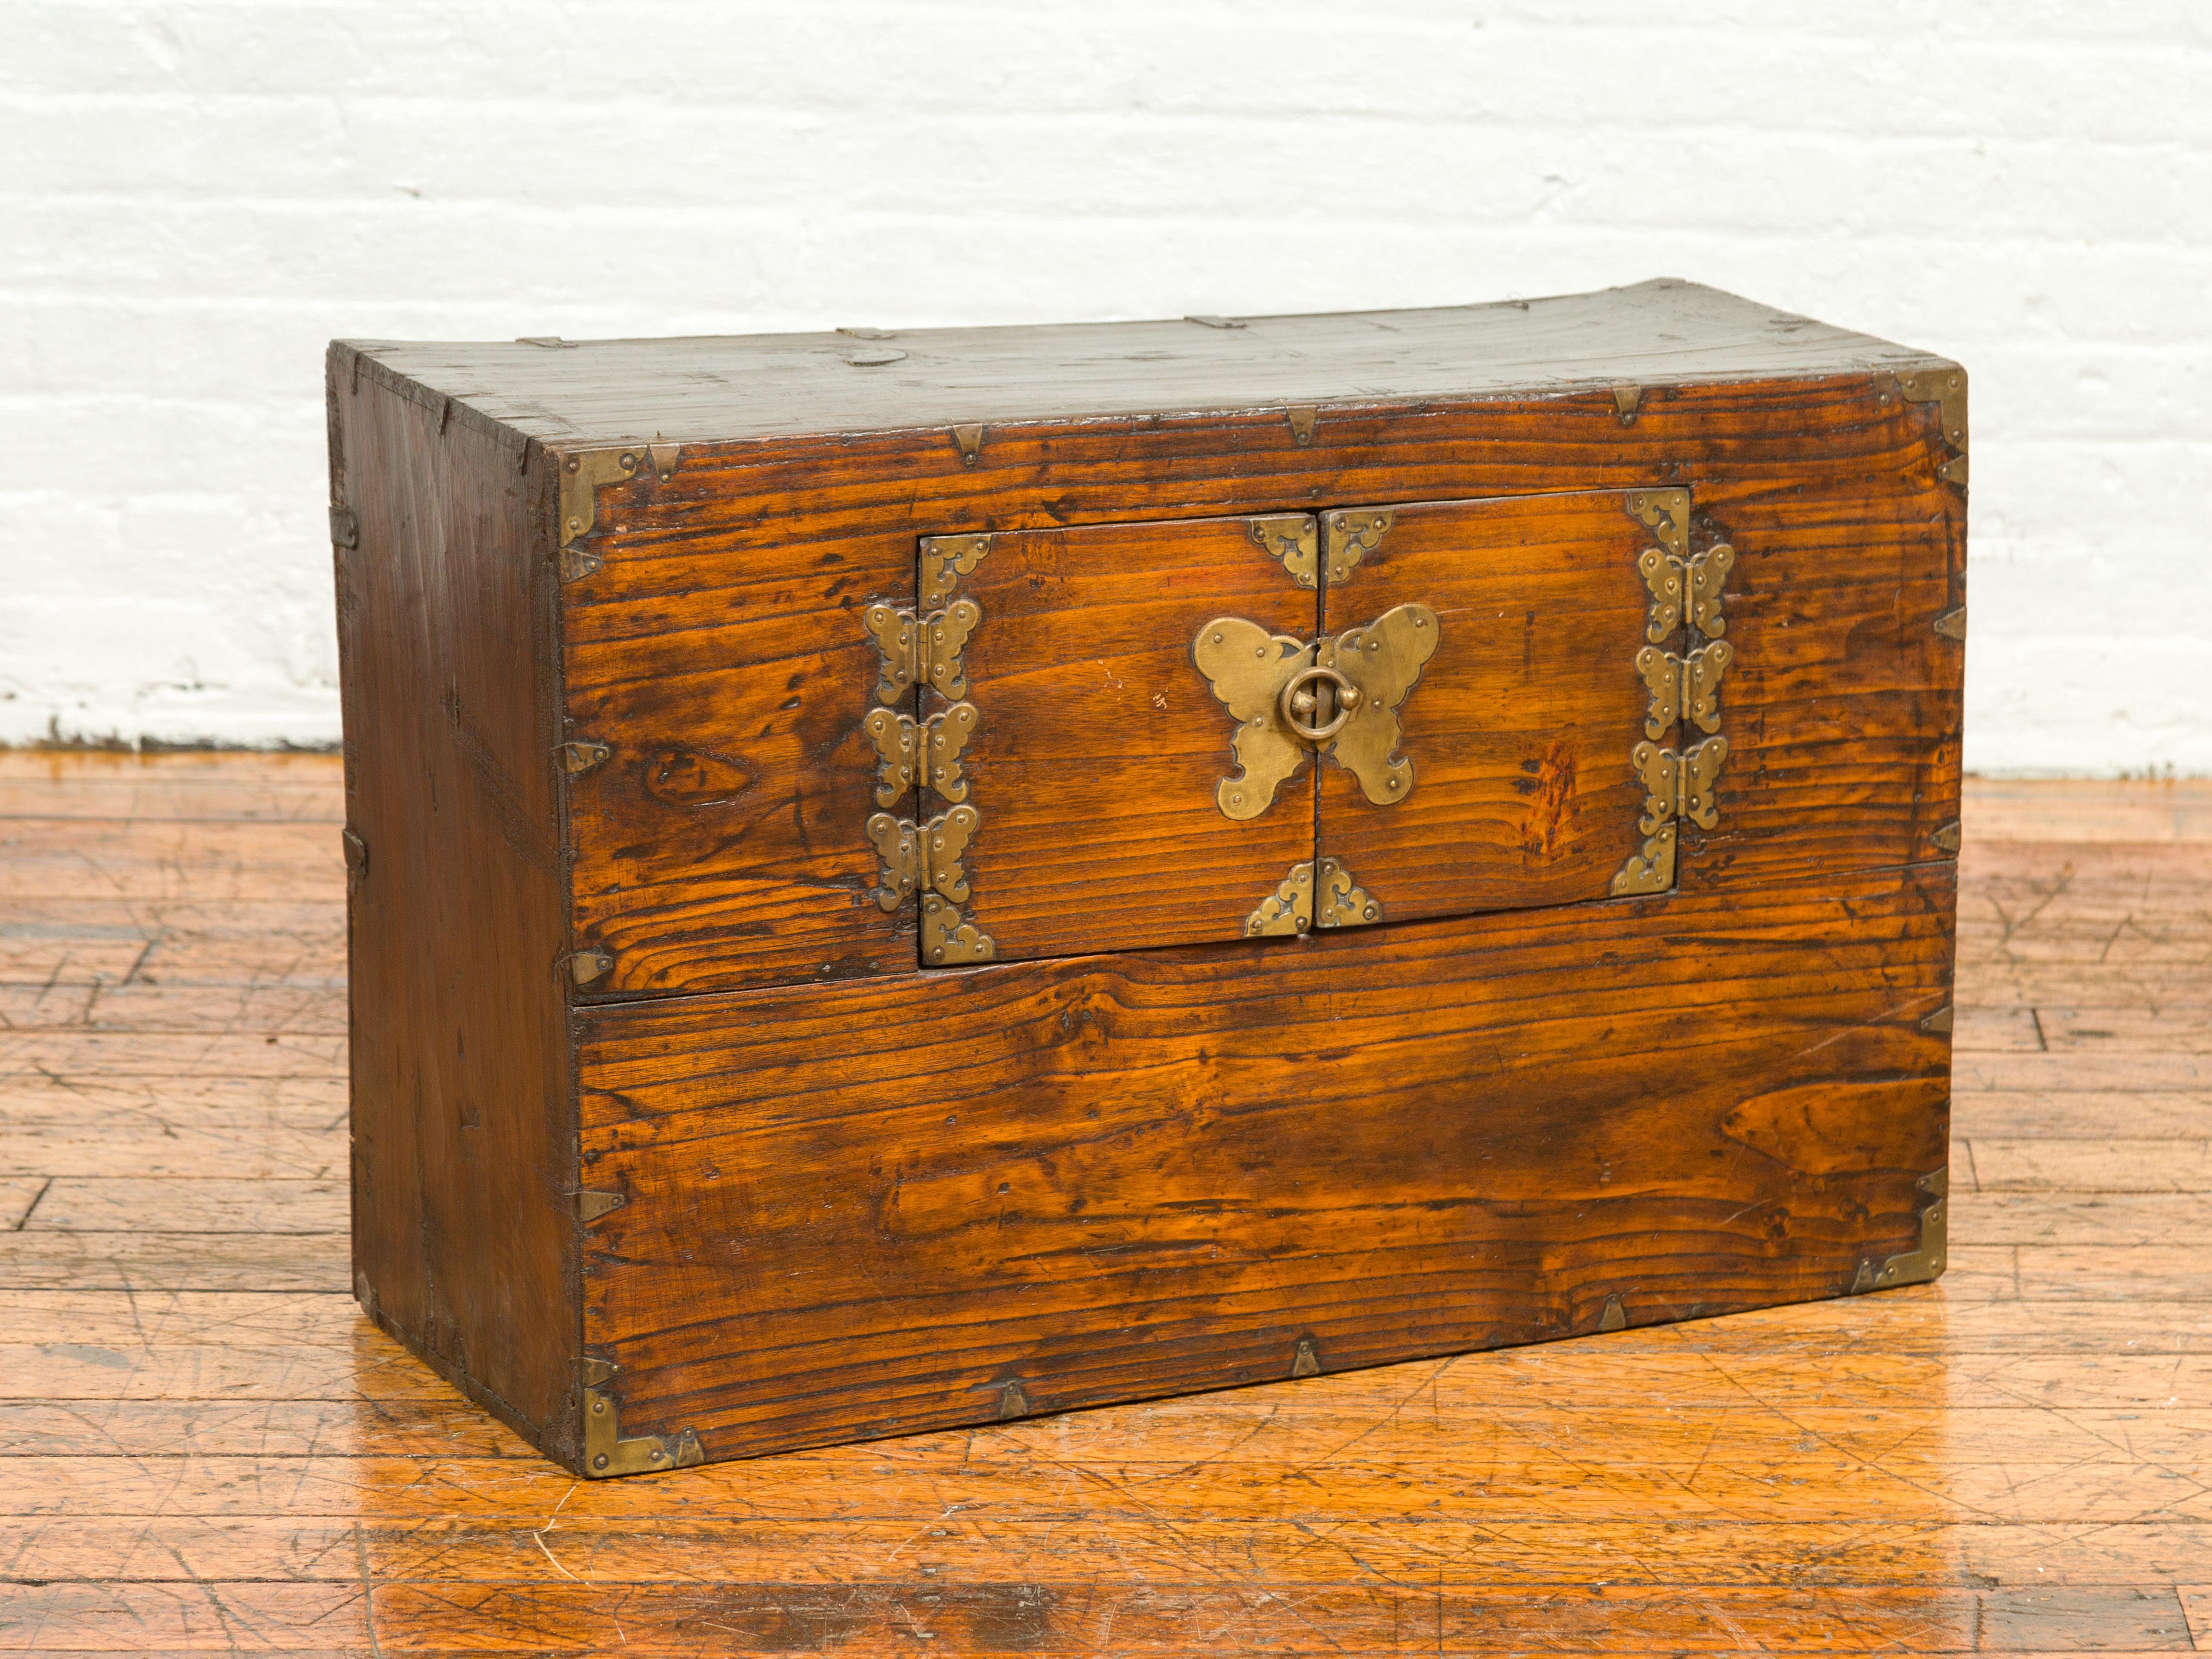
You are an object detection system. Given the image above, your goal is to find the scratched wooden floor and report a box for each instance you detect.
[1,753,2209,1656]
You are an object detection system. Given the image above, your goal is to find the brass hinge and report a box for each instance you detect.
[1632,736,1730,835]
[566,950,613,987]
[1611,736,1729,893]
[1929,820,1962,855]
[949,425,984,467]
[1850,1168,1948,1292]
[1611,385,1643,424]
[1634,640,1735,740]
[1614,487,1736,897]
[558,442,680,551]
[1932,606,1967,641]
[1285,405,1319,445]
[868,806,996,964]
[863,599,980,705]
[1634,543,1735,644]
[1878,366,1968,488]
[919,533,992,609]
[1244,857,1383,936]
[863,703,979,807]
[341,828,369,881]
[579,1358,706,1477]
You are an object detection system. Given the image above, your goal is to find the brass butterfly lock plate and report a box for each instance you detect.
[1194,604,1439,820]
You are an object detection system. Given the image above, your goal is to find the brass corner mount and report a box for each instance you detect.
[557,442,681,552]
[1878,366,1968,488]
[578,1358,705,1477]
[1850,1169,1948,1292]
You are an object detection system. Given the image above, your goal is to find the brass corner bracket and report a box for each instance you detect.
[1246,860,1314,936]
[920,532,992,608]
[1879,366,1968,488]
[557,442,680,551]
[1322,507,1393,586]
[1850,1169,1948,1292]
[1248,515,1321,587]
[1315,857,1381,928]
[579,1358,705,1477]
[1244,857,1383,937]
[1626,487,1689,558]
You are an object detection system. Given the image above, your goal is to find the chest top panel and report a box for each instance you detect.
[346,279,1940,446]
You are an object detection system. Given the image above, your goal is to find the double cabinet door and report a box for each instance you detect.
[864,486,1733,968]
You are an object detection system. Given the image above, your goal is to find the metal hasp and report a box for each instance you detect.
[1850,1169,1949,1291]
[1612,487,1737,896]
[578,1358,705,1478]
[1195,606,1440,820]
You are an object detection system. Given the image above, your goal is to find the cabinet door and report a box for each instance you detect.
[902,513,1319,964]
[1312,488,1719,928]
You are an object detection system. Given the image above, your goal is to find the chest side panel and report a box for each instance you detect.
[574,862,1954,1464]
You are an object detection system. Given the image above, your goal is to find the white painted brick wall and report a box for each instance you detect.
[4,0,2207,772]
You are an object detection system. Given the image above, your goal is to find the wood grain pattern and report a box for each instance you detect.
[548,367,1961,995]
[575,862,1954,1462]
[948,514,1315,959]
[1315,489,1655,922]
[0,757,2205,1657]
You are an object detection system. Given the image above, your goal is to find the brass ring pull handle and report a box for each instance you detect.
[1277,665,1363,745]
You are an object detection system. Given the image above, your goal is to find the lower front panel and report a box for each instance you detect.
[572,862,1955,1469]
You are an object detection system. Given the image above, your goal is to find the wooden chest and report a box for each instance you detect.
[329,280,1966,1477]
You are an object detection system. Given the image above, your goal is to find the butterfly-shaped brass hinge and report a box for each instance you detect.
[1612,488,1737,896]
[1193,604,1439,821]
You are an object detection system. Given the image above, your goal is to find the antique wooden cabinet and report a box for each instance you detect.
[328,280,1966,1476]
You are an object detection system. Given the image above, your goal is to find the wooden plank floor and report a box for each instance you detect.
[1,751,2209,1656]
